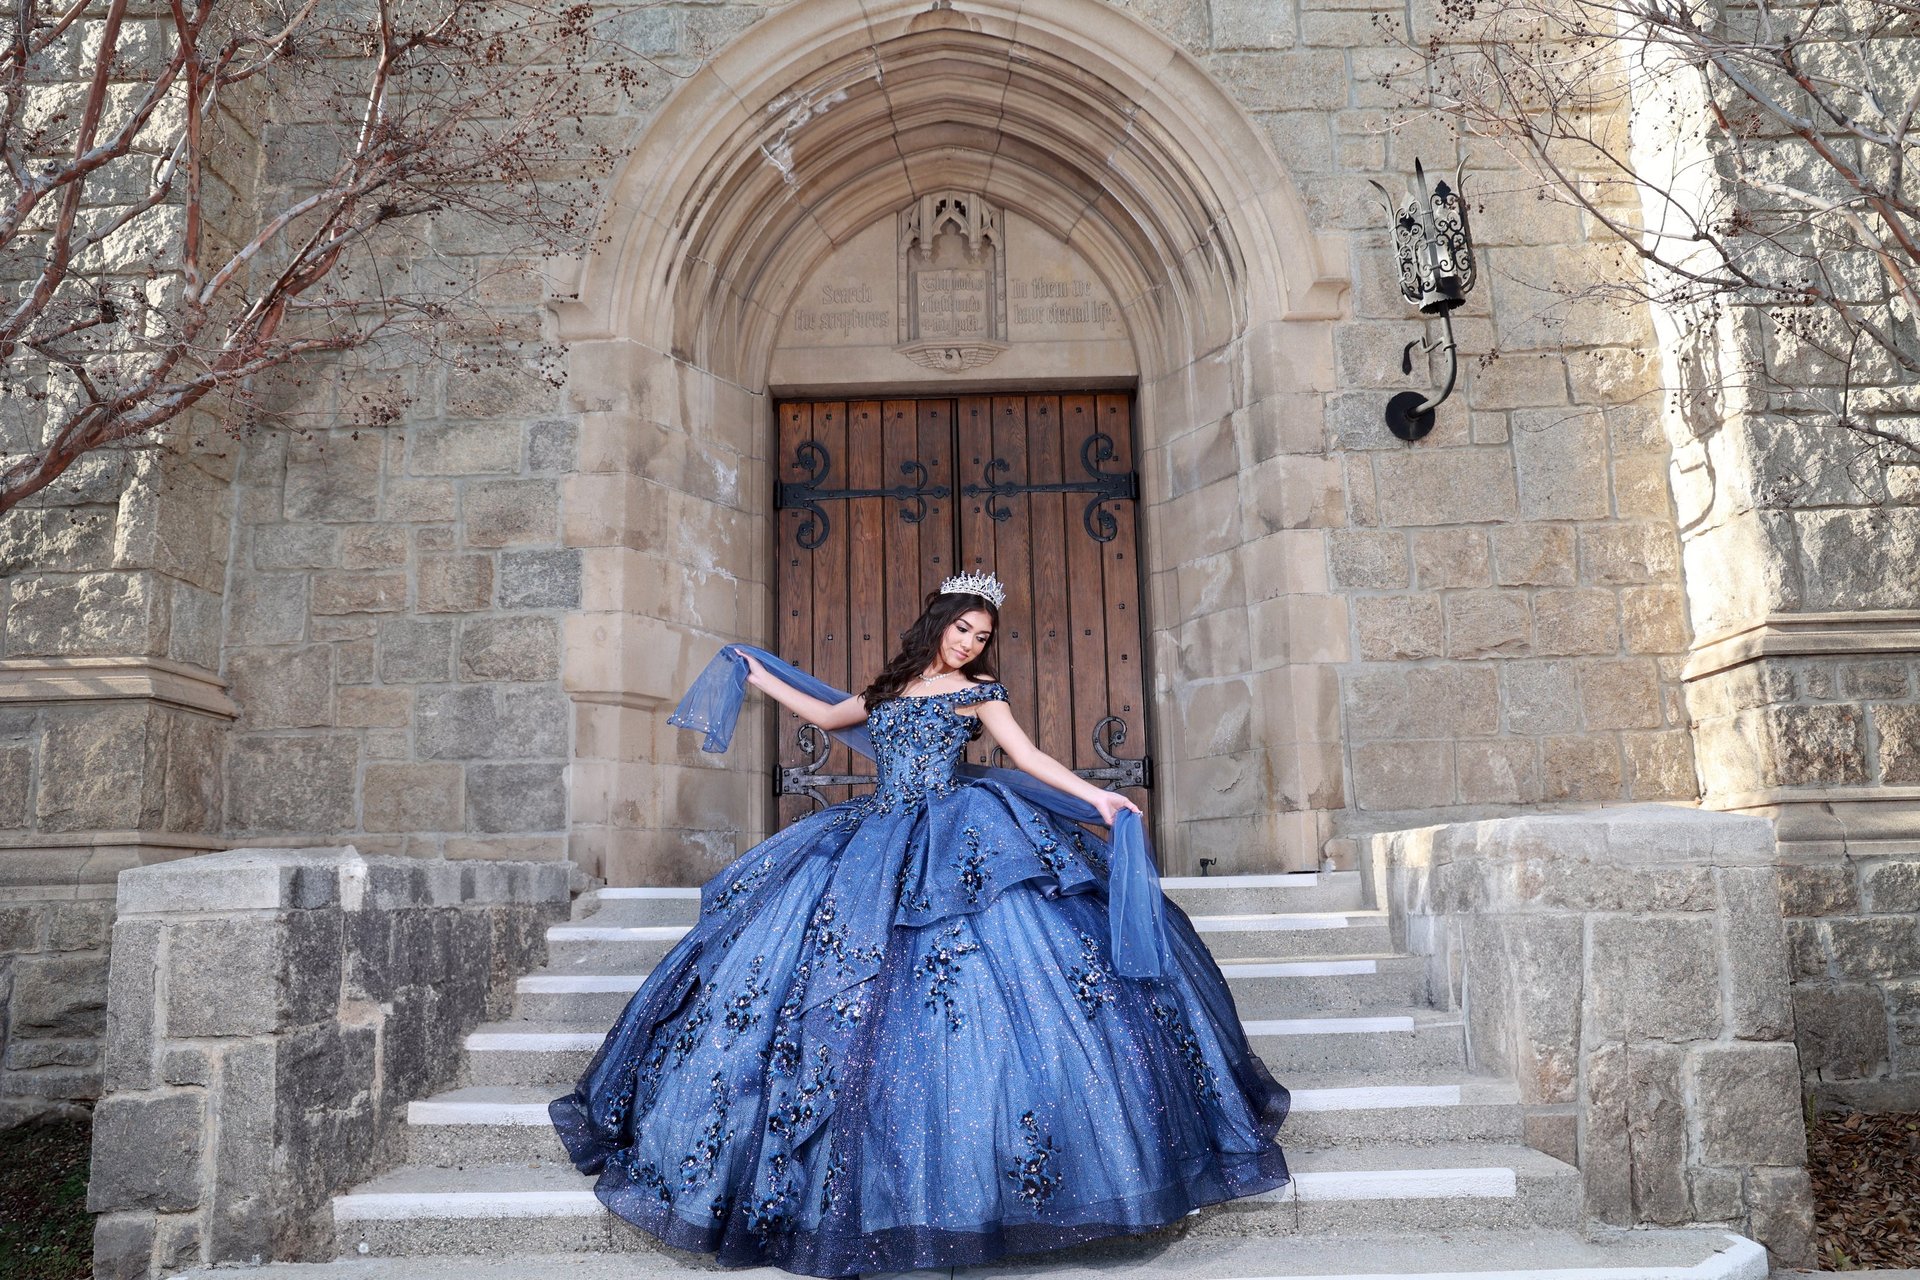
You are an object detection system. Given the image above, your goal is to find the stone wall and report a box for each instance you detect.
[1369,806,1814,1266]
[86,847,568,1279]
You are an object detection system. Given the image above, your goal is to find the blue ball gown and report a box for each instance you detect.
[550,681,1291,1277]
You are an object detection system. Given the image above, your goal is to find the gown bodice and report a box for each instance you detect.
[861,682,1006,807]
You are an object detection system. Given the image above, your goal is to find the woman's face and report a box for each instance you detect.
[939,609,995,671]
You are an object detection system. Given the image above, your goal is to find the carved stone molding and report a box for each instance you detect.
[897,191,1007,368]
[0,656,238,719]
[1684,610,1920,681]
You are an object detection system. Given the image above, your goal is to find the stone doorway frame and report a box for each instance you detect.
[552,0,1352,887]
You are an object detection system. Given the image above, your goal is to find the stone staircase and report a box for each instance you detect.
[181,872,1769,1279]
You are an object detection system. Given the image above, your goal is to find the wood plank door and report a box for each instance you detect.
[774,393,1148,826]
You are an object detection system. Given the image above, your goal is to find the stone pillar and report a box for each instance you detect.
[86,847,568,1279]
[0,447,235,1124]
[1372,806,1814,1267]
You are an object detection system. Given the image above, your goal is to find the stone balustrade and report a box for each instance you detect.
[85,847,570,1279]
[1367,805,1814,1267]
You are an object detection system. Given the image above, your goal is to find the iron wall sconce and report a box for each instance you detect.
[1370,159,1476,442]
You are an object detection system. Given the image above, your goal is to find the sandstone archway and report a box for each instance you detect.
[557,0,1351,885]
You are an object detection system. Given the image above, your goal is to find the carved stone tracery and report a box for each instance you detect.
[897,191,1008,371]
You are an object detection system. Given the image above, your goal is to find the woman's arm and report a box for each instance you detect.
[970,699,1141,825]
[736,649,868,730]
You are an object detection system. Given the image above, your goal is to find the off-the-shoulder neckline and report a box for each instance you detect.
[893,681,1003,702]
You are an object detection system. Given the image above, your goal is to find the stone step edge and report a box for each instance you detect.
[593,874,1346,897]
[334,1165,1536,1223]
[471,1013,1452,1052]
[409,1084,1484,1129]
[524,958,1405,983]
[551,913,1390,942]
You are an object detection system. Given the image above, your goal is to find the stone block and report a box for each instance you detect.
[1584,1041,1690,1225]
[1589,916,1720,1041]
[1502,660,1580,735]
[9,951,109,1038]
[1717,867,1793,1040]
[1373,447,1518,525]
[207,1039,275,1262]
[1747,1166,1816,1268]
[1877,704,1920,783]
[227,575,308,646]
[1580,523,1680,586]
[1691,1043,1806,1167]
[1512,407,1609,520]
[337,687,411,729]
[1211,0,1295,48]
[528,420,577,472]
[1533,590,1619,656]
[1778,861,1859,916]
[252,524,339,570]
[363,763,463,832]
[5,572,160,657]
[1327,529,1408,589]
[91,1211,156,1280]
[419,555,495,613]
[1491,524,1577,587]
[410,421,522,475]
[1343,667,1500,739]
[1624,730,1696,799]
[1824,916,1920,981]
[1786,920,1827,978]
[310,571,406,615]
[88,1091,205,1213]
[1411,529,1490,589]
[1352,594,1442,660]
[466,762,567,832]
[1456,739,1539,804]
[378,617,455,683]
[384,477,458,522]
[1793,983,1888,1079]
[459,617,561,682]
[225,735,358,834]
[417,685,568,760]
[284,432,381,523]
[36,703,152,832]
[1446,590,1530,658]
[342,525,408,571]
[1579,659,1662,730]
[1864,861,1920,912]
[0,744,30,827]
[1621,585,1689,655]
[1350,740,1454,810]
[463,479,559,548]
[229,646,333,730]
[1764,703,1868,787]
[47,902,110,952]
[1840,660,1909,700]
[498,549,582,609]
[165,917,283,1037]
[1540,735,1624,802]
[102,921,160,1092]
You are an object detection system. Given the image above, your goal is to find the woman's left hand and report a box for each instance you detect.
[1090,789,1142,826]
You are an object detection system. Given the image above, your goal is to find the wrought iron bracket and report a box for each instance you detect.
[775,439,952,550]
[1081,716,1151,790]
[775,724,872,809]
[962,432,1138,543]
[1385,309,1460,443]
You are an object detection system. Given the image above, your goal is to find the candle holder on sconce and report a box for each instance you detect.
[1369,159,1477,442]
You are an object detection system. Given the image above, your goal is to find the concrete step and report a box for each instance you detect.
[571,874,1368,931]
[329,1142,1582,1257]
[403,1074,1524,1166]
[542,910,1394,973]
[464,1004,1465,1089]
[1221,957,1426,1017]
[174,1226,1769,1278]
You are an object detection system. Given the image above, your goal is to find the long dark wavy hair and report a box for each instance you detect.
[861,591,1001,709]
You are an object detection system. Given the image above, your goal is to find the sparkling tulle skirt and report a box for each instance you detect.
[550,779,1291,1278]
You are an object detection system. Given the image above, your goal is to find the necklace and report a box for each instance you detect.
[913,667,947,687]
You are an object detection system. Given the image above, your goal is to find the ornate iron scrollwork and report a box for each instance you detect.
[985,716,1150,793]
[776,724,875,808]
[961,432,1138,543]
[776,440,952,551]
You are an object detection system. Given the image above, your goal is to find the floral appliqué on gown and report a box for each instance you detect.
[550,682,1290,1277]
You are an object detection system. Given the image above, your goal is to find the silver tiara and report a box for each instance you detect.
[940,570,1006,608]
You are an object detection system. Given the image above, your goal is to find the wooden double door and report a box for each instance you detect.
[774,393,1151,825]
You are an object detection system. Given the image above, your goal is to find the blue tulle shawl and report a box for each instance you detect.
[668,645,1170,978]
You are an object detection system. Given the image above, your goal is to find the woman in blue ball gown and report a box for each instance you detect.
[550,572,1290,1278]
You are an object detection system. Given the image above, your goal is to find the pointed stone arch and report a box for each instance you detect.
[558,0,1352,885]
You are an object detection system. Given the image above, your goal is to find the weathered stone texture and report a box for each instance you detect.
[89,848,567,1275]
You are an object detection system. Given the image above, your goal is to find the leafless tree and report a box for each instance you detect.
[1387,0,1920,461]
[0,0,649,514]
